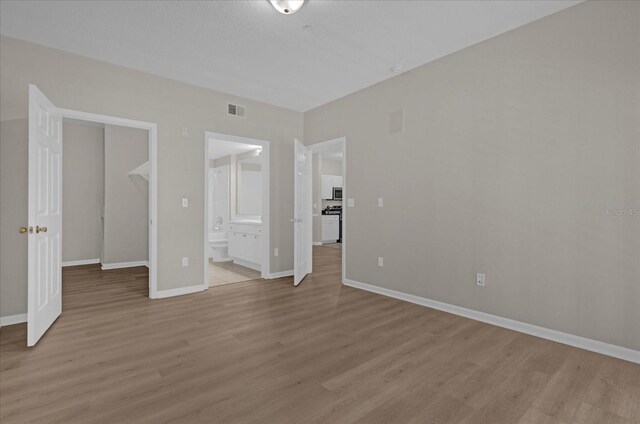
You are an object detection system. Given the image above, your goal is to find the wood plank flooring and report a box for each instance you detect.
[1,246,638,424]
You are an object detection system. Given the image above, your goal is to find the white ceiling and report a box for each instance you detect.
[0,0,579,112]
[209,139,261,160]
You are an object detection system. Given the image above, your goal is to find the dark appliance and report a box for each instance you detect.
[332,187,342,200]
[322,205,343,243]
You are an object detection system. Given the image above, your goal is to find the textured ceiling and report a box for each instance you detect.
[0,0,579,111]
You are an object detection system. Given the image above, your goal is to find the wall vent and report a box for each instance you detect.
[227,103,246,118]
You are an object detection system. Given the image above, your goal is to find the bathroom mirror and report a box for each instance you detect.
[236,153,262,217]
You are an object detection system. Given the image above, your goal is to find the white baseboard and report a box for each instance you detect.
[62,258,101,267]
[155,284,204,299]
[0,313,27,327]
[343,278,640,364]
[232,258,261,272]
[267,270,294,279]
[101,261,149,270]
[312,242,323,246]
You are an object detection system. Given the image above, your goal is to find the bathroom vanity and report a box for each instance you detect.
[228,221,262,271]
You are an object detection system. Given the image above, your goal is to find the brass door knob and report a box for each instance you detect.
[36,226,47,234]
[19,226,30,234]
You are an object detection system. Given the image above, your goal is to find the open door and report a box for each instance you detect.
[26,84,63,346]
[293,139,312,286]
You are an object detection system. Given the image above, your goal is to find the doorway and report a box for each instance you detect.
[25,85,158,346]
[294,137,346,286]
[61,119,149,272]
[59,109,158,297]
[203,132,271,288]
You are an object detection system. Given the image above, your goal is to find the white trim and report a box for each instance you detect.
[204,132,271,291]
[343,279,640,364]
[0,313,27,327]
[101,261,149,270]
[155,284,204,299]
[267,270,294,279]
[312,242,323,246]
[59,108,158,299]
[62,258,100,267]
[232,258,261,272]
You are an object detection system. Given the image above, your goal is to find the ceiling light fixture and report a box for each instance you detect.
[270,0,305,15]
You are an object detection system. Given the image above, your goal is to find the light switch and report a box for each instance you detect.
[378,197,384,207]
[182,198,188,208]
[182,257,189,267]
[347,198,355,208]
[182,127,189,137]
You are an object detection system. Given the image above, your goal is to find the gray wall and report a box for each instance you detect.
[0,35,302,317]
[0,119,28,316]
[304,1,640,350]
[103,124,148,265]
[321,159,342,176]
[62,121,104,263]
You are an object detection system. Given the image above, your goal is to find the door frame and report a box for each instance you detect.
[308,137,346,282]
[203,131,271,288]
[59,108,158,298]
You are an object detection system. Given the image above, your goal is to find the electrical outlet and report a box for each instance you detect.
[182,257,189,267]
[477,273,485,287]
[274,247,279,257]
[378,197,384,207]
[182,127,189,137]
[182,198,188,208]
[378,257,384,267]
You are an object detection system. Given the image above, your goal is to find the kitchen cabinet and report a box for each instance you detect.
[228,223,262,270]
[321,175,343,199]
[322,215,340,242]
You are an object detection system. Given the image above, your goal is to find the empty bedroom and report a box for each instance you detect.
[0,1,638,423]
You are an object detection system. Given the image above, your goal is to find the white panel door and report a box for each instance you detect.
[27,84,63,346]
[293,139,312,286]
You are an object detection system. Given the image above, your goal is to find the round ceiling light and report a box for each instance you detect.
[270,0,305,15]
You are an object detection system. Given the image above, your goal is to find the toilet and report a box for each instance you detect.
[209,232,231,262]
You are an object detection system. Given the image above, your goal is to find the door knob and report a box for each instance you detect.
[36,226,47,234]
[19,226,32,234]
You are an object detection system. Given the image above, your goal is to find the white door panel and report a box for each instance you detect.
[293,139,312,286]
[28,84,63,346]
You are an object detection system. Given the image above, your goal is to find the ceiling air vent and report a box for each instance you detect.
[227,103,246,118]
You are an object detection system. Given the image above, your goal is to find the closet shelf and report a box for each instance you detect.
[128,161,150,181]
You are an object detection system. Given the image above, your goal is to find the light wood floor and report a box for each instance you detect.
[1,246,638,424]
[208,260,261,287]
[324,242,342,250]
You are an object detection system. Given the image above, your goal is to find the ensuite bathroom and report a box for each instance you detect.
[208,136,265,286]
